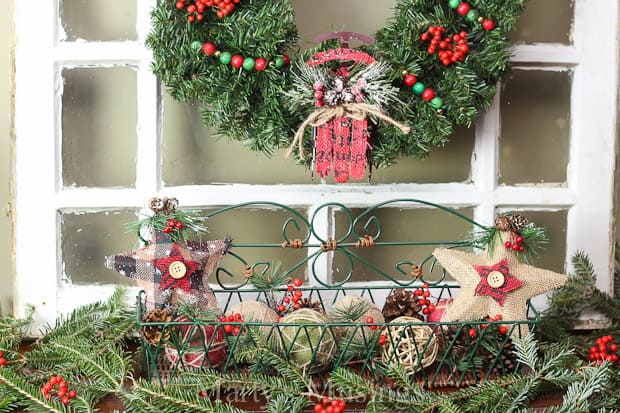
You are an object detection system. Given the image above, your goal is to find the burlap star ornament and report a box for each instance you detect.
[105,229,231,312]
[433,231,567,337]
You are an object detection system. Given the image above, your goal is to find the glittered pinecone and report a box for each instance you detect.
[298,297,324,313]
[495,216,511,231]
[382,289,422,322]
[140,308,173,345]
[508,214,528,231]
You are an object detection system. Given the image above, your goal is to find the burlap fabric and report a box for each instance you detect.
[105,229,232,311]
[433,230,567,339]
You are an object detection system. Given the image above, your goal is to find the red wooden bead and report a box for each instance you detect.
[456,3,470,16]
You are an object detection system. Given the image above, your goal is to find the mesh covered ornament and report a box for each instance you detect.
[286,44,410,183]
[105,197,232,311]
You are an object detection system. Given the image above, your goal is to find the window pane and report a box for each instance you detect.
[496,209,567,274]
[199,207,308,286]
[59,0,137,42]
[509,0,574,45]
[61,210,137,285]
[363,126,474,184]
[499,70,571,185]
[292,0,395,49]
[161,94,313,185]
[333,207,474,283]
[62,67,137,188]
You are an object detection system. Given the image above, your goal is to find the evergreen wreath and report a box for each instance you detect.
[147,0,526,174]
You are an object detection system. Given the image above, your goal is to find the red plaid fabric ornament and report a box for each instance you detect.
[105,229,231,312]
[473,258,523,306]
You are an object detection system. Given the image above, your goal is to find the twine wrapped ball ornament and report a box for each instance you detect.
[227,301,279,336]
[330,295,384,342]
[381,316,439,375]
[278,309,337,370]
[165,316,228,369]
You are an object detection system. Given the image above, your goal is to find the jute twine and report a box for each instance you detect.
[228,301,279,337]
[285,103,411,160]
[330,296,384,343]
[278,309,336,369]
[381,316,438,376]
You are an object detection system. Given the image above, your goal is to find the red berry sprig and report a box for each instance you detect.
[278,278,305,314]
[589,335,619,365]
[0,351,7,366]
[313,81,325,108]
[504,234,525,254]
[41,375,78,405]
[219,313,243,336]
[163,217,184,235]
[313,397,347,413]
[414,283,436,316]
[421,26,469,66]
[176,0,242,22]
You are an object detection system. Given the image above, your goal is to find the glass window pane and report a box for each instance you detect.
[499,70,571,185]
[199,208,308,286]
[59,0,137,42]
[362,126,474,184]
[61,210,137,285]
[333,207,474,283]
[62,67,137,188]
[292,0,395,49]
[162,94,313,185]
[496,209,567,274]
[509,0,574,45]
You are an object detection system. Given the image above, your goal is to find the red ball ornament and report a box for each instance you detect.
[282,54,291,66]
[482,19,496,31]
[421,88,435,101]
[201,43,216,56]
[404,74,417,87]
[255,57,267,71]
[456,2,471,16]
[231,54,244,68]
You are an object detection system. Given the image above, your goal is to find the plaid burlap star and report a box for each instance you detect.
[105,229,231,311]
[433,231,567,337]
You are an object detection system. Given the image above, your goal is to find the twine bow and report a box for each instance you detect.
[285,103,411,159]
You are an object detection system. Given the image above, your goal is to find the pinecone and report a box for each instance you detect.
[382,289,422,322]
[140,308,173,345]
[298,297,324,313]
[495,216,511,231]
[488,340,517,376]
[508,214,528,231]
[438,324,470,361]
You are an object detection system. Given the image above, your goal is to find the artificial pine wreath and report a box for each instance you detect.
[147,0,526,177]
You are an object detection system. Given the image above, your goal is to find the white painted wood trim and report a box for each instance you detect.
[14,0,59,332]
[512,44,579,65]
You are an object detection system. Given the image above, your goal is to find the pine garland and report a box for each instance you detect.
[1,249,619,412]
[147,0,526,170]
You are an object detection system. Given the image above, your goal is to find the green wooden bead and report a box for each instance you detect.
[219,52,232,65]
[430,97,443,109]
[274,56,285,69]
[466,9,480,22]
[242,57,255,71]
[412,82,425,95]
[190,40,202,53]
[448,0,460,8]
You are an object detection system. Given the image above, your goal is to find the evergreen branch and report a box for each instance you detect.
[0,367,93,413]
[266,394,307,413]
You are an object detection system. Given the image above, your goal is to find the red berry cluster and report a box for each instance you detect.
[176,0,241,22]
[421,26,469,66]
[0,351,7,366]
[414,283,436,316]
[313,82,325,108]
[470,314,506,337]
[219,313,244,336]
[589,335,619,365]
[504,234,525,253]
[314,397,347,413]
[277,277,304,315]
[41,375,77,405]
[163,218,184,234]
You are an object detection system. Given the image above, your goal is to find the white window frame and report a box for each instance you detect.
[14,0,618,332]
